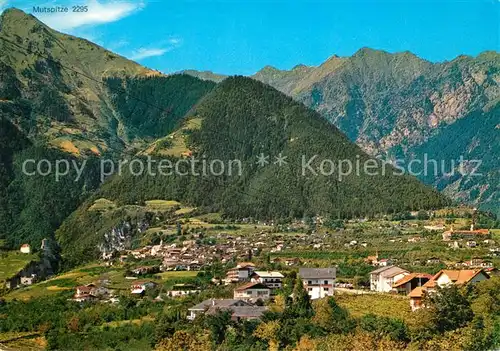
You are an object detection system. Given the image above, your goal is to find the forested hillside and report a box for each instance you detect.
[409,105,500,215]
[56,77,449,264]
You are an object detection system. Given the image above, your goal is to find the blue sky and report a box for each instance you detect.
[1,0,498,75]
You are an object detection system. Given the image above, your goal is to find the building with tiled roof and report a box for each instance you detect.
[298,268,336,300]
[408,269,489,311]
[233,282,271,301]
[251,271,284,289]
[187,299,252,320]
[370,266,409,292]
[392,273,433,295]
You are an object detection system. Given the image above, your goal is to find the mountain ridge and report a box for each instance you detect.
[183,49,499,214]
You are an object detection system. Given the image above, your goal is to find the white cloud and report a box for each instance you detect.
[127,37,182,61]
[35,0,144,32]
[129,47,170,60]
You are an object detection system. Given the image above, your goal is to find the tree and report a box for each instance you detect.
[155,330,211,351]
[312,297,355,334]
[416,210,430,220]
[425,285,474,333]
[204,309,232,346]
[253,320,280,351]
[291,277,313,317]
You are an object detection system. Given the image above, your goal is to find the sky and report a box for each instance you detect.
[0,0,498,75]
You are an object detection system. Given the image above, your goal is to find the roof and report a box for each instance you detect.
[370,266,409,278]
[408,287,425,298]
[370,266,394,275]
[393,273,433,288]
[237,262,256,268]
[76,286,91,293]
[131,280,156,286]
[433,269,488,285]
[383,267,410,278]
[189,299,252,311]
[235,282,270,292]
[206,305,268,318]
[299,268,336,279]
[253,271,284,278]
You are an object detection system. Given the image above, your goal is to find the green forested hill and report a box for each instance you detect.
[56,77,449,264]
[0,8,214,155]
[104,76,449,217]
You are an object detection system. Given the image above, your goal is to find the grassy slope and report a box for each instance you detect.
[0,251,36,283]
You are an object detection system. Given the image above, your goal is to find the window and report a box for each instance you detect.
[323,287,329,291]
[308,280,312,285]
[308,288,312,291]
[324,280,328,285]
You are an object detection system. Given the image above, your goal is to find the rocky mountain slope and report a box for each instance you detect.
[185,49,499,214]
[0,8,214,156]
[0,9,214,249]
[256,49,499,214]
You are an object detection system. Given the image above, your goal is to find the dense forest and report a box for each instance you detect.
[0,119,102,249]
[105,75,215,140]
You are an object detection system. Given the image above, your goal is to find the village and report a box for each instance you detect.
[2,206,498,325]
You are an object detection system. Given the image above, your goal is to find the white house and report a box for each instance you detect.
[370,266,409,292]
[167,284,200,297]
[233,282,271,301]
[298,268,336,300]
[20,244,31,254]
[225,262,256,284]
[20,274,37,286]
[130,281,157,294]
[251,271,284,289]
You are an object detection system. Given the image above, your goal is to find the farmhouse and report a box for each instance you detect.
[225,262,256,284]
[298,268,336,300]
[370,266,409,293]
[20,274,38,286]
[392,273,433,295]
[73,285,97,302]
[233,282,271,301]
[130,281,157,295]
[409,269,490,311]
[442,226,490,241]
[167,284,200,297]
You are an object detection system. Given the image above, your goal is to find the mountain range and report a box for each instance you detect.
[0,8,493,262]
[185,48,500,215]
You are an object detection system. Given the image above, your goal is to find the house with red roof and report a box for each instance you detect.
[392,273,433,295]
[233,282,271,301]
[408,269,489,311]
